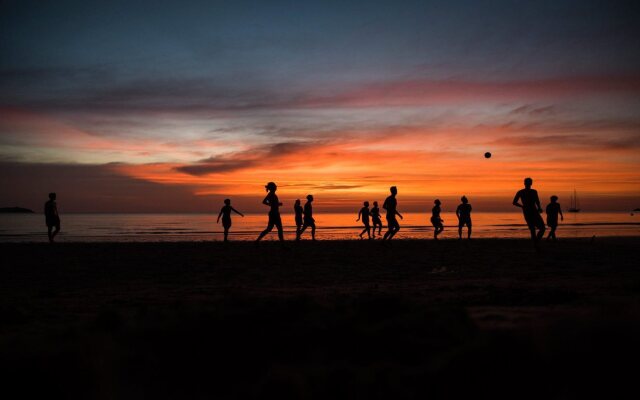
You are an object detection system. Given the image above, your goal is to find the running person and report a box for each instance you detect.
[256,182,284,242]
[357,201,371,239]
[217,198,244,242]
[371,201,383,238]
[382,186,403,241]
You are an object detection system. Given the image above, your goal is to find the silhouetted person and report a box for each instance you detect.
[371,201,382,238]
[456,196,472,240]
[294,199,303,234]
[431,199,444,240]
[357,201,371,239]
[297,194,316,240]
[256,182,284,242]
[44,192,60,243]
[513,177,545,246]
[382,186,403,240]
[546,195,564,241]
[217,199,244,242]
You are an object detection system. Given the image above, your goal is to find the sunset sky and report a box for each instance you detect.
[1,0,639,212]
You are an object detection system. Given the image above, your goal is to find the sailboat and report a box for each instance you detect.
[568,189,580,213]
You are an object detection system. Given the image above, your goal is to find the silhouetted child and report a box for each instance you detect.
[44,192,60,243]
[257,182,284,242]
[297,194,316,240]
[357,201,371,239]
[513,177,545,247]
[217,199,244,242]
[371,201,382,238]
[294,199,303,234]
[545,195,564,241]
[456,196,472,240]
[382,186,403,241]
[431,199,444,239]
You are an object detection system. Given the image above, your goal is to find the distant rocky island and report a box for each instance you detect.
[0,207,35,213]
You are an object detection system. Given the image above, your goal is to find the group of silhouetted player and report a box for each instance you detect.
[44,178,565,247]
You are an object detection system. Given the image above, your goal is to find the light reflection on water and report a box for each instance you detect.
[0,212,638,242]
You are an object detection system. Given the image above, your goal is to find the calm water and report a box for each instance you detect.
[0,212,638,242]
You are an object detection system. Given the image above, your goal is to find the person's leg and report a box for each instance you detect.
[47,226,53,242]
[458,224,462,239]
[467,222,472,239]
[298,223,307,239]
[383,219,393,240]
[366,226,371,239]
[223,226,229,242]
[51,224,60,241]
[360,227,367,238]
[536,219,546,242]
[389,220,400,240]
[257,221,274,241]
[311,222,316,240]
[276,218,284,241]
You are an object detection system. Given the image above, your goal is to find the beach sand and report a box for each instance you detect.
[1,238,639,399]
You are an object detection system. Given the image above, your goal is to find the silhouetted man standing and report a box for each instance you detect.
[382,186,403,241]
[44,192,60,243]
[513,177,545,247]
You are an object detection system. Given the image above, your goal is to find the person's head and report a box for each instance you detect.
[524,177,533,188]
[390,186,397,195]
[373,201,378,207]
[306,194,314,202]
[265,182,277,192]
[224,198,231,205]
[434,199,441,206]
[364,201,369,207]
[295,199,301,206]
[461,195,468,204]
[550,195,558,203]
[48,192,56,200]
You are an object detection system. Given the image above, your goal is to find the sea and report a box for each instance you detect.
[0,212,638,242]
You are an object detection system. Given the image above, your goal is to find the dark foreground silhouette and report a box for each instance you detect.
[44,192,60,243]
[1,238,639,399]
[257,182,284,242]
[217,199,244,242]
[513,177,545,247]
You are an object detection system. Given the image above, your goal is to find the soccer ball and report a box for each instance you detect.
[484,152,492,159]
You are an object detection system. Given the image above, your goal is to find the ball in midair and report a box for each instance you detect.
[484,152,492,159]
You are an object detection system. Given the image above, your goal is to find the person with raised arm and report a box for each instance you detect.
[217,198,244,242]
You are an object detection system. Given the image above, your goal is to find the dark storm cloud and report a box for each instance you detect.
[174,141,325,176]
